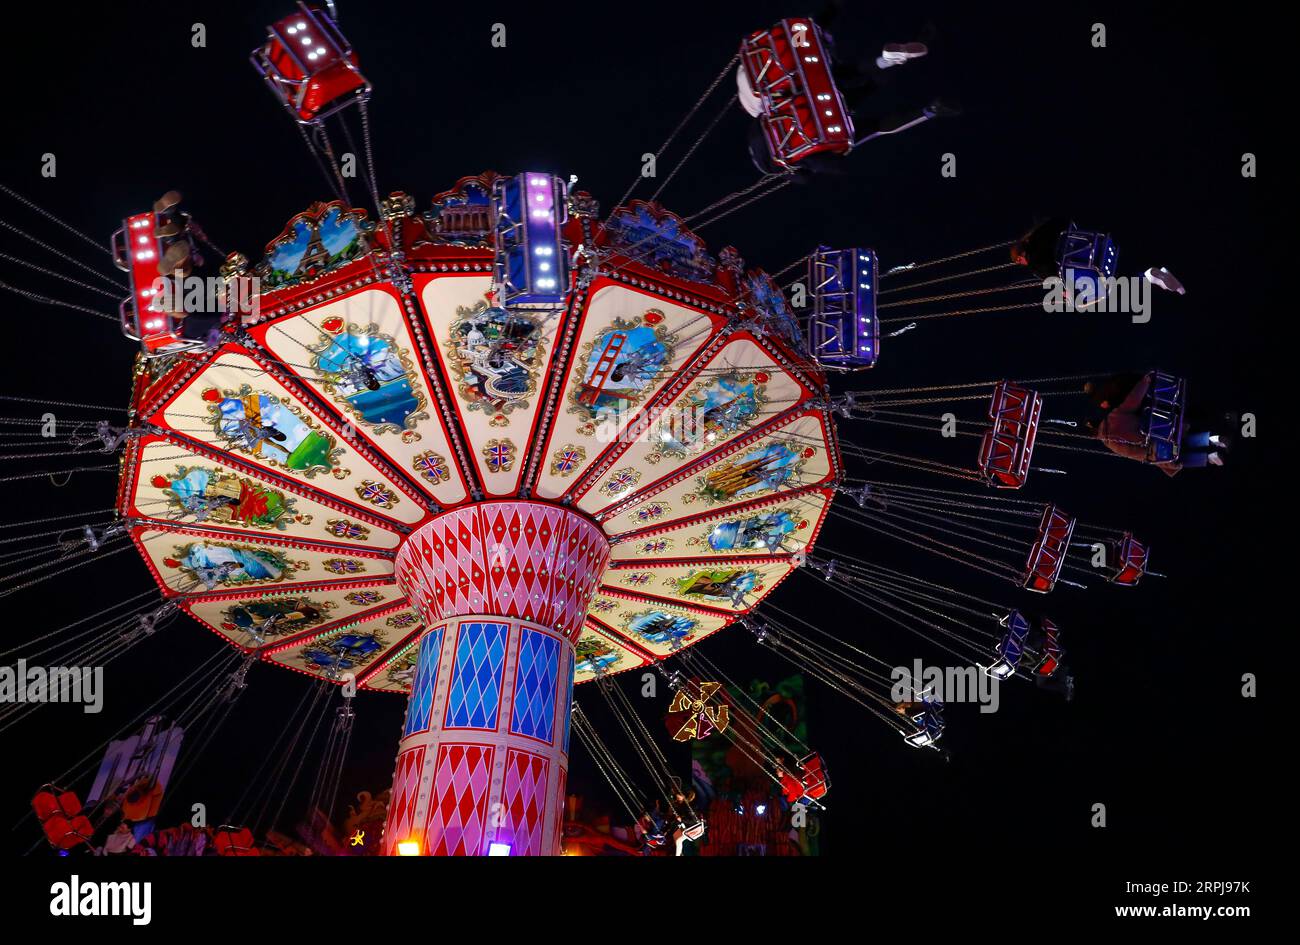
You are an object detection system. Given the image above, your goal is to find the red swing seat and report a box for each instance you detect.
[977,381,1041,489]
[110,209,209,358]
[740,18,854,170]
[1106,532,1150,586]
[1022,505,1076,593]
[213,825,260,856]
[1031,617,1065,677]
[251,3,370,124]
[32,785,95,850]
[796,752,829,800]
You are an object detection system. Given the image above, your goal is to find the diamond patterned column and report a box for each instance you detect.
[384,502,609,856]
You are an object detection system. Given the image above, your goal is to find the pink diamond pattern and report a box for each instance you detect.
[397,502,610,638]
[553,767,568,848]
[501,749,550,857]
[385,745,425,854]
[424,743,495,856]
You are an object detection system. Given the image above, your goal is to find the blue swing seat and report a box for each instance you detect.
[1138,372,1186,464]
[901,697,945,749]
[806,246,879,368]
[491,172,569,309]
[986,610,1031,679]
[1056,224,1119,309]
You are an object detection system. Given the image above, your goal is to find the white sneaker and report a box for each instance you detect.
[736,65,763,118]
[1207,452,1224,466]
[1209,434,1226,449]
[1144,266,1186,295]
[877,42,928,69]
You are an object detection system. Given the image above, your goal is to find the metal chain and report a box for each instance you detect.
[880,240,1014,278]
[0,218,122,289]
[0,184,113,256]
[0,279,116,322]
[880,261,1016,295]
[881,301,1042,324]
[0,251,122,299]
[877,280,1039,309]
[614,53,740,211]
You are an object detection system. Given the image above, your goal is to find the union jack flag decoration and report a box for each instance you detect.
[601,468,640,497]
[356,480,399,509]
[326,519,370,540]
[550,444,586,477]
[412,451,451,484]
[482,438,517,473]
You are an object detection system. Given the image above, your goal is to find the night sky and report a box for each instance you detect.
[0,0,1278,866]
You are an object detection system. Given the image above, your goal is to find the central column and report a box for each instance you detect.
[384,500,609,856]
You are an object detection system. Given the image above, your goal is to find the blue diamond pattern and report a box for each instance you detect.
[562,649,575,755]
[510,628,560,742]
[445,621,508,730]
[403,626,444,737]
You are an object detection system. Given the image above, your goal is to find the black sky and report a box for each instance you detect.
[0,1,1280,860]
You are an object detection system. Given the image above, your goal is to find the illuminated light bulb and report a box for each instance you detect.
[316,47,326,56]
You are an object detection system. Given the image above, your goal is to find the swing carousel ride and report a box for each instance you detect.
[2,5,1195,857]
